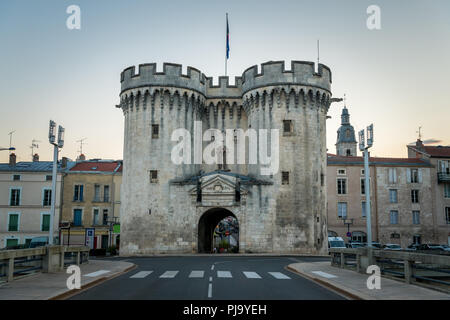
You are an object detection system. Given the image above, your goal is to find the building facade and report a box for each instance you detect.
[0,153,64,248]
[60,160,122,249]
[117,60,334,255]
[408,140,450,245]
[327,154,434,248]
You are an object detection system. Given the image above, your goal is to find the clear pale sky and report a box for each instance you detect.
[0,0,449,163]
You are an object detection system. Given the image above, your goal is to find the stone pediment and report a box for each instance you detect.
[189,174,247,196]
[189,173,247,206]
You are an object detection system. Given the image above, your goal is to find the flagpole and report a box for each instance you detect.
[225,13,228,76]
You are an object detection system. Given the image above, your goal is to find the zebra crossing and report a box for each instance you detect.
[127,269,292,280]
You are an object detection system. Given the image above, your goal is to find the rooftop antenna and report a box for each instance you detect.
[77,138,87,156]
[416,126,422,140]
[8,130,15,154]
[30,139,41,159]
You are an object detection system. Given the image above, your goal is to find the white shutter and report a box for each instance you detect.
[406,168,411,183]
[388,168,393,184]
[418,168,423,183]
[393,168,397,183]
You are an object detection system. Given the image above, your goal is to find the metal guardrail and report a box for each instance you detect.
[0,246,89,283]
[329,248,450,292]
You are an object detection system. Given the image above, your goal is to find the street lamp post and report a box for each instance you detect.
[359,124,374,248]
[48,120,65,246]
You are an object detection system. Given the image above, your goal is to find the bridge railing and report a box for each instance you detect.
[329,248,450,292]
[0,246,89,283]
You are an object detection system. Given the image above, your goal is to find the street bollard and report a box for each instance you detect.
[7,258,14,282]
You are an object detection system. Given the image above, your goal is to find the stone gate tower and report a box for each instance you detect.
[117,60,333,255]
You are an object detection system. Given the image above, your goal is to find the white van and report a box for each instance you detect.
[328,236,346,249]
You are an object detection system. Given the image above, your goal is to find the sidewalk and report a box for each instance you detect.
[0,259,135,300]
[288,261,450,300]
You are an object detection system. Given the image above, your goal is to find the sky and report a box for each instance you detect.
[0,0,449,163]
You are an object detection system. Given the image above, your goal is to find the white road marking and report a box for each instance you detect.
[159,271,179,278]
[217,271,232,278]
[84,270,110,277]
[311,271,337,279]
[209,276,213,282]
[268,272,291,279]
[243,271,261,279]
[208,283,212,298]
[211,265,215,270]
[189,271,204,278]
[130,271,153,278]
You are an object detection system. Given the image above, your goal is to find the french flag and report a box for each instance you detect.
[226,14,230,59]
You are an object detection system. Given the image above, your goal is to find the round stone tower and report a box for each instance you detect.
[117,60,333,255]
[241,61,332,253]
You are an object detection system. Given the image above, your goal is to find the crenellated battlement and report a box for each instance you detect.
[120,60,332,101]
[241,61,331,94]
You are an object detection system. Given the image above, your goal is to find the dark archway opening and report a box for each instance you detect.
[198,208,238,253]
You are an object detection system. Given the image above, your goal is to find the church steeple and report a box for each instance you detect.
[336,104,357,156]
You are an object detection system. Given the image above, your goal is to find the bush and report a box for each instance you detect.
[219,239,230,249]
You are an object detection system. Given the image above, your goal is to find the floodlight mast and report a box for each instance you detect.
[48,121,65,246]
[360,125,374,247]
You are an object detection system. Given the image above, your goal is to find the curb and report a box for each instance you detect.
[286,265,372,300]
[49,264,137,300]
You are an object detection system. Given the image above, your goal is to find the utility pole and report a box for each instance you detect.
[359,124,374,247]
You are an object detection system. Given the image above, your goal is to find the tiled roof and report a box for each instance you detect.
[0,161,76,173]
[69,161,122,173]
[423,146,450,158]
[327,155,432,167]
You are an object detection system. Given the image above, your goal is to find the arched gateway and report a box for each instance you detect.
[198,208,237,253]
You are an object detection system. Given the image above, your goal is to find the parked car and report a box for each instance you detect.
[383,244,402,250]
[417,244,446,251]
[441,245,450,252]
[328,236,346,249]
[362,242,383,249]
[347,242,365,248]
[406,244,421,251]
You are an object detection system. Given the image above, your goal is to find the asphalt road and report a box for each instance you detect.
[70,256,344,300]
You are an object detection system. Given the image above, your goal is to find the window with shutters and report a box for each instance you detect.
[8,213,19,231]
[94,184,101,202]
[411,190,419,203]
[412,211,420,225]
[338,202,347,219]
[362,202,367,217]
[390,210,399,224]
[73,185,84,201]
[411,169,419,183]
[444,184,450,198]
[103,185,110,202]
[10,188,21,206]
[337,178,347,194]
[389,189,398,203]
[43,189,52,206]
[41,214,50,231]
[388,168,397,184]
[445,207,450,224]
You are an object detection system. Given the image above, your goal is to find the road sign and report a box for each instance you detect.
[346,232,352,237]
[85,228,95,249]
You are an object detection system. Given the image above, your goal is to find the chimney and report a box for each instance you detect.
[416,139,424,151]
[33,153,39,162]
[62,157,68,168]
[9,153,16,166]
[77,154,86,161]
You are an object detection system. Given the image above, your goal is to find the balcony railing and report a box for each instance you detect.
[437,172,450,183]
